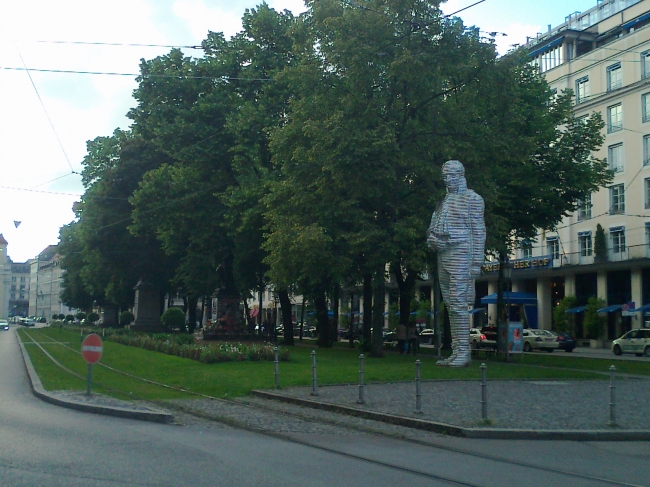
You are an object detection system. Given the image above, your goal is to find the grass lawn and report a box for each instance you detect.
[18,327,615,402]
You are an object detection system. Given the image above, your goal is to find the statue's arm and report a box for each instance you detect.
[469,193,486,273]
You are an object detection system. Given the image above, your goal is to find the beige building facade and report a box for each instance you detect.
[480,0,650,339]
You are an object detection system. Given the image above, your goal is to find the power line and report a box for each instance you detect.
[34,40,202,49]
[17,52,77,175]
[0,66,274,81]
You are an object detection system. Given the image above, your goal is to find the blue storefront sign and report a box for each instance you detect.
[481,255,553,274]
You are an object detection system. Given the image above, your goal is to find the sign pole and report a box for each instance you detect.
[86,364,93,396]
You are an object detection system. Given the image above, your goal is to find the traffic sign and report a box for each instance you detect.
[82,333,103,364]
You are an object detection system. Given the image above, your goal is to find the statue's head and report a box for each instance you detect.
[442,160,466,193]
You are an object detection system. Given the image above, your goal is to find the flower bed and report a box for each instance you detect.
[105,332,289,364]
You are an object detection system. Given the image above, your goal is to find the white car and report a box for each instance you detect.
[0,319,9,331]
[612,329,650,357]
[522,329,559,352]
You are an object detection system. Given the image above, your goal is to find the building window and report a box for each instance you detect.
[521,241,533,258]
[610,227,626,254]
[646,178,650,209]
[646,223,650,249]
[11,276,16,282]
[546,238,560,260]
[577,194,592,220]
[607,104,623,133]
[20,277,25,282]
[10,294,15,300]
[610,184,625,214]
[643,93,650,123]
[608,143,624,172]
[575,77,589,104]
[19,294,25,300]
[579,232,593,256]
[607,62,622,91]
[644,135,650,166]
[643,51,650,79]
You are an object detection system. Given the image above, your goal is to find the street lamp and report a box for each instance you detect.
[497,257,512,356]
[272,290,280,342]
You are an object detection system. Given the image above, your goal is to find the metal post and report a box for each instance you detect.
[480,363,488,421]
[86,364,93,396]
[311,350,318,396]
[274,347,279,389]
[357,354,365,404]
[415,359,422,414]
[609,365,616,426]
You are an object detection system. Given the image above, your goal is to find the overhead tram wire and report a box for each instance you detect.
[17,52,78,175]
[34,40,203,49]
[0,66,273,81]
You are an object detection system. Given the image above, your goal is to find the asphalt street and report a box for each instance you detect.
[2,326,649,487]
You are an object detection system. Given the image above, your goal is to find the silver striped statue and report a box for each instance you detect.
[427,160,486,367]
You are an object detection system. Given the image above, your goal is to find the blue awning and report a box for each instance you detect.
[469,308,487,315]
[480,292,537,305]
[633,304,650,313]
[622,11,650,30]
[528,37,563,58]
[565,306,586,314]
[597,304,623,314]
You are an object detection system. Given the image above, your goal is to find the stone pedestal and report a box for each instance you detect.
[101,305,118,327]
[132,280,162,331]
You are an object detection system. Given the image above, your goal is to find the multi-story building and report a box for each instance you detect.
[479,0,650,340]
[0,234,32,319]
[29,245,75,321]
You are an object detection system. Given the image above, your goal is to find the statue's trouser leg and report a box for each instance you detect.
[437,251,472,367]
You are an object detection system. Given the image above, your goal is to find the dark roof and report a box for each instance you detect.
[0,234,7,245]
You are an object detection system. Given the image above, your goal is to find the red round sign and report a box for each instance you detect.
[82,333,103,364]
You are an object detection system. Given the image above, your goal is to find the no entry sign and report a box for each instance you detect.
[82,333,103,364]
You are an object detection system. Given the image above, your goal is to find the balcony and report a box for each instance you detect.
[562,244,649,266]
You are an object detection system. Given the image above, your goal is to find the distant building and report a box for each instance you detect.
[0,234,32,319]
[29,245,75,320]
[478,0,650,338]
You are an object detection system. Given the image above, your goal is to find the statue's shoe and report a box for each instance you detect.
[449,354,471,367]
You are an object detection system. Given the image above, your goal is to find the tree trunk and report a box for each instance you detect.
[370,267,385,358]
[187,295,198,334]
[279,289,294,346]
[331,285,340,343]
[362,272,372,343]
[315,290,331,348]
[349,291,355,348]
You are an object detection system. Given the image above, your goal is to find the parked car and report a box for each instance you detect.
[0,319,9,331]
[20,317,36,327]
[522,329,559,352]
[418,328,435,344]
[612,329,650,357]
[551,331,576,352]
[469,327,494,350]
[383,331,398,346]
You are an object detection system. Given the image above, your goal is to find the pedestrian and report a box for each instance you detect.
[407,325,418,355]
[396,323,407,354]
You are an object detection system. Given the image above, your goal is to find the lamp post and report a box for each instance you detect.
[273,290,280,342]
[497,257,512,357]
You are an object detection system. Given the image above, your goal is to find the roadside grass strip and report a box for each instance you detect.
[18,328,610,402]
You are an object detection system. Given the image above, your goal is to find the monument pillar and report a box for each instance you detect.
[536,277,552,330]
[132,279,162,331]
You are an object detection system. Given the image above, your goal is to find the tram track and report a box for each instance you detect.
[19,328,645,487]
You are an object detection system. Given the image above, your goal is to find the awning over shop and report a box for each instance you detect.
[597,304,623,314]
[633,304,650,313]
[469,308,487,314]
[565,306,586,314]
[480,292,537,305]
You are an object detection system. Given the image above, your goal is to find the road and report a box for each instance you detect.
[2,326,649,487]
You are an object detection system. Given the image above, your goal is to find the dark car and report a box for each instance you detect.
[552,331,576,352]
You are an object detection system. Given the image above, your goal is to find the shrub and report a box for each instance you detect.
[87,312,100,324]
[161,307,186,331]
[584,296,606,339]
[75,312,86,321]
[553,296,577,334]
[119,311,135,327]
[594,224,607,262]
[65,314,74,323]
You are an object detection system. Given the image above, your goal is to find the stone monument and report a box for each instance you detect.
[132,279,162,331]
[427,160,486,367]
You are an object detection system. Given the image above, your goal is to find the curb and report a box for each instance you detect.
[251,390,650,441]
[17,331,173,424]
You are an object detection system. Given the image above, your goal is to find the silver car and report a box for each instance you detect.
[522,329,559,352]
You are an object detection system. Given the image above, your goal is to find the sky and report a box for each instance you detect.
[0,0,601,263]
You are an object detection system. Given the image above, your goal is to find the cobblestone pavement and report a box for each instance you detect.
[267,379,650,430]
